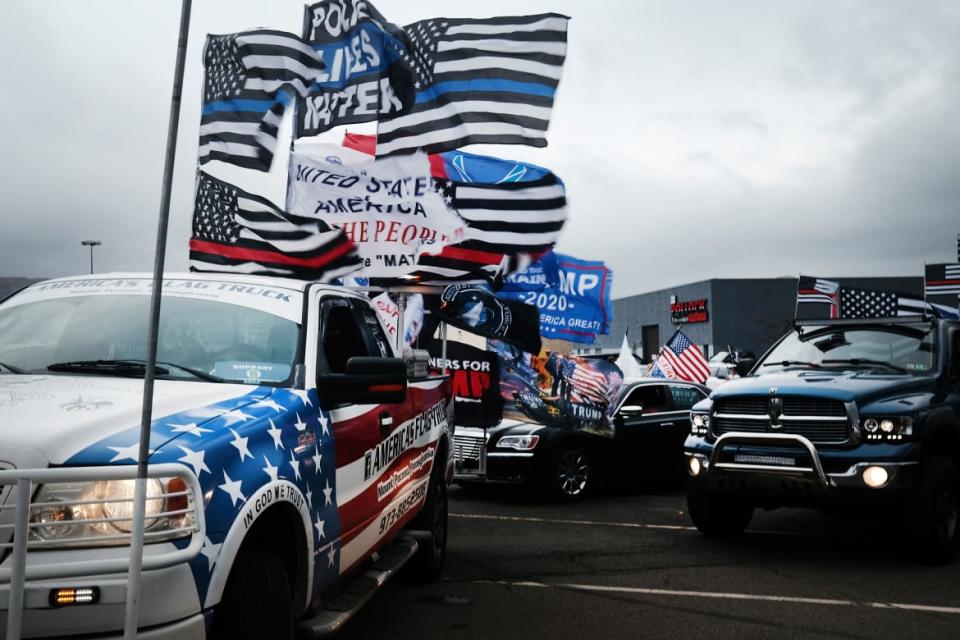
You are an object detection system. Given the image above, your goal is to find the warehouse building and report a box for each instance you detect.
[583,276,922,362]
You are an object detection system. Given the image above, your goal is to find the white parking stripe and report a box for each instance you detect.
[478,580,960,615]
[451,512,695,531]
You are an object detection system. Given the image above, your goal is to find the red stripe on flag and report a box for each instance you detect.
[189,239,353,269]
[431,245,506,265]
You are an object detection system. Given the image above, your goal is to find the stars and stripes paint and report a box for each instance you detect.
[190,172,362,281]
[661,330,710,384]
[796,276,839,319]
[200,30,327,171]
[375,14,570,157]
[925,263,960,308]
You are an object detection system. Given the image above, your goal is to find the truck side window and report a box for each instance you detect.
[321,303,370,374]
[356,305,393,357]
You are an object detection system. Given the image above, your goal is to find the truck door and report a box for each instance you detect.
[316,297,406,573]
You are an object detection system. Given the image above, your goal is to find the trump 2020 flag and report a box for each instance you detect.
[190,172,361,281]
[200,30,327,171]
[376,14,570,157]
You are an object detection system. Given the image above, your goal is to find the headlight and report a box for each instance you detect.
[29,478,195,546]
[497,435,540,450]
[691,413,710,436]
[862,416,912,442]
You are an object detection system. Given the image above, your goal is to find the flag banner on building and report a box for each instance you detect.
[342,134,568,284]
[496,252,612,344]
[199,30,329,171]
[375,13,570,157]
[925,263,960,309]
[295,1,416,138]
[796,275,839,320]
[286,147,465,279]
[492,339,622,437]
[190,172,361,280]
[371,292,424,348]
[661,330,710,384]
[423,337,502,428]
[427,284,541,354]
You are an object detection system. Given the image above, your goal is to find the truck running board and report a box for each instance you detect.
[297,536,420,637]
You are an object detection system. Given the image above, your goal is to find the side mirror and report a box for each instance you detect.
[734,359,756,377]
[619,404,643,417]
[317,357,408,405]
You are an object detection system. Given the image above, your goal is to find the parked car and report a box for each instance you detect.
[454,378,709,499]
[684,315,960,563]
[0,272,454,638]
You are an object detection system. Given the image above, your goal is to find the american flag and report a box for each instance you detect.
[189,172,361,280]
[661,331,710,384]
[567,360,612,406]
[925,263,960,298]
[839,287,930,319]
[375,14,569,157]
[797,276,839,319]
[200,30,327,171]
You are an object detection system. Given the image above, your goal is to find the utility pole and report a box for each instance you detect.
[80,240,101,274]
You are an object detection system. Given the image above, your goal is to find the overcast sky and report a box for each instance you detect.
[1,1,958,298]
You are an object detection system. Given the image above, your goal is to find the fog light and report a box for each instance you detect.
[50,587,99,607]
[862,466,889,489]
[864,419,879,433]
[688,456,702,477]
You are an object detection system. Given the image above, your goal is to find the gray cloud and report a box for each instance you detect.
[1,0,957,299]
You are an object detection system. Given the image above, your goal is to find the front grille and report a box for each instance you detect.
[712,396,850,444]
[454,434,484,462]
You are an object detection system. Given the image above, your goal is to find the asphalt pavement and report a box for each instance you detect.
[336,482,960,639]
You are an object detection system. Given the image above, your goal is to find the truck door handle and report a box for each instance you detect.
[379,411,394,439]
[659,422,675,428]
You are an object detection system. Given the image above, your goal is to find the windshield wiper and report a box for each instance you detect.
[47,360,169,376]
[157,361,225,383]
[762,360,822,369]
[822,358,910,374]
[0,361,26,374]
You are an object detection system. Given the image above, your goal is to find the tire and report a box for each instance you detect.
[210,548,293,640]
[553,444,592,501]
[687,483,753,537]
[910,455,960,565]
[408,456,449,582]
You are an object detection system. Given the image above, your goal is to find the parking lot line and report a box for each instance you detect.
[450,512,697,531]
[478,580,960,615]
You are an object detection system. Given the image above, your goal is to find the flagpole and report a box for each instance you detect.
[124,1,192,637]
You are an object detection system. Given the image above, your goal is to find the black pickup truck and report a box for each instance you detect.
[683,315,960,563]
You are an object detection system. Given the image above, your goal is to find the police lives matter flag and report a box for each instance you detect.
[286,146,465,279]
[296,1,415,137]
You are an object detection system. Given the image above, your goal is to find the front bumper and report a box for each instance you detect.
[0,545,204,638]
[685,432,920,504]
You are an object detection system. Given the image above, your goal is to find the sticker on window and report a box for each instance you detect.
[213,361,291,383]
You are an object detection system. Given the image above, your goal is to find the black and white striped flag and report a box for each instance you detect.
[190,172,361,281]
[925,262,960,310]
[199,30,327,171]
[410,173,567,283]
[375,14,569,157]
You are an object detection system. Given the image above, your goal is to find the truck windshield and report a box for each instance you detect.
[760,324,936,375]
[0,294,301,386]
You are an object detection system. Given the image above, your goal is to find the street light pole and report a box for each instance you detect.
[80,240,101,274]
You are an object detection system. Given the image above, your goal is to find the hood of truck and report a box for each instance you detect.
[711,370,933,405]
[0,374,271,466]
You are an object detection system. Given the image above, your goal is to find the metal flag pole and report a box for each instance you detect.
[124,1,192,637]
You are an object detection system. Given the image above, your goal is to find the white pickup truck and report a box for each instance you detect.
[0,273,454,638]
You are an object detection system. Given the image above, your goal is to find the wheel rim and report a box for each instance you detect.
[935,488,958,543]
[557,450,589,496]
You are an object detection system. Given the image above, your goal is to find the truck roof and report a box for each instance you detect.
[26,272,367,300]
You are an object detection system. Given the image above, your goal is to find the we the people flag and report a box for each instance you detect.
[376,14,569,157]
[199,30,328,170]
[285,147,465,279]
[189,173,361,280]
[342,134,567,283]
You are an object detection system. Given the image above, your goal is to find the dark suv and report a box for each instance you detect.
[684,317,960,563]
